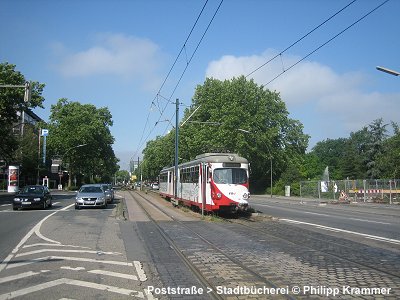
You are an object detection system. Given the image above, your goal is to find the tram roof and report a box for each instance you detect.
[161,153,248,172]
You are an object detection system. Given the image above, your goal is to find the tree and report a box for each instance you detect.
[0,62,45,163]
[47,99,119,187]
[142,76,309,193]
[365,118,388,179]
[377,122,400,178]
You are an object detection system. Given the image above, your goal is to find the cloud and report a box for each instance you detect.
[52,33,164,90]
[205,49,399,139]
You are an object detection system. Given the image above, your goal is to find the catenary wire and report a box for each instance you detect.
[263,0,390,86]
[132,0,210,161]
[134,0,224,160]
[246,0,358,78]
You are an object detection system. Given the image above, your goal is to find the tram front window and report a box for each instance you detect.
[213,168,247,184]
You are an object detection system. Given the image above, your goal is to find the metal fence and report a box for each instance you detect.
[299,179,400,204]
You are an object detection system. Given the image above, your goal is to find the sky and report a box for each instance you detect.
[1,0,399,171]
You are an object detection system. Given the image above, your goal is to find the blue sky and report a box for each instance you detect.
[1,0,399,170]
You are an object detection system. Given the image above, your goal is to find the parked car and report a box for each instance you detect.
[151,182,159,190]
[101,184,114,203]
[13,185,52,210]
[75,184,107,209]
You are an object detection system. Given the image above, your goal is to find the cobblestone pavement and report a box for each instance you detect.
[132,191,399,299]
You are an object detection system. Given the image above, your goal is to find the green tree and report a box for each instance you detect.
[377,122,400,178]
[142,76,309,193]
[0,62,45,163]
[309,138,348,179]
[365,118,388,179]
[47,99,118,187]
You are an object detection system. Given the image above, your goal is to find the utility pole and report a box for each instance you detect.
[174,98,179,201]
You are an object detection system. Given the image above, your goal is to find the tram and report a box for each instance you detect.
[159,153,250,213]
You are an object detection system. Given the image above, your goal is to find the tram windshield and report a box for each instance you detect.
[213,168,247,184]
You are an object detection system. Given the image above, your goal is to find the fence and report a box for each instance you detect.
[299,179,400,204]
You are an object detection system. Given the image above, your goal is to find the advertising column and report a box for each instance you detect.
[8,165,19,193]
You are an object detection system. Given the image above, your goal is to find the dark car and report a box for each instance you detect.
[13,185,53,210]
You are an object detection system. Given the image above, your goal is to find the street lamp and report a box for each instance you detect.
[376,66,400,76]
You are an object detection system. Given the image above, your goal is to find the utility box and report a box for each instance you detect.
[285,185,291,197]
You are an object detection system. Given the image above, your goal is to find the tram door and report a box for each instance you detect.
[201,163,207,214]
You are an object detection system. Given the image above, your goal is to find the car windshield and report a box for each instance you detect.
[213,168,247,184]
[80,186,103,193]
[21,186,44,194]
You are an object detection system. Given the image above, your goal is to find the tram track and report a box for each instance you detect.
[230,216,400,280]
[128,190,294,300]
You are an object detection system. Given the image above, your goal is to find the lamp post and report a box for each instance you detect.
[376,66,399,76]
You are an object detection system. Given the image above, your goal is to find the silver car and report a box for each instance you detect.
[75,184,107,209]
[101,184,114,204]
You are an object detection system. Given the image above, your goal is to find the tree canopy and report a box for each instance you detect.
[140,76,310,192]
[0,62,45,163]
[47,99,119,185]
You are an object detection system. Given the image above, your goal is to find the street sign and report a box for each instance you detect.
[41,129,49,136]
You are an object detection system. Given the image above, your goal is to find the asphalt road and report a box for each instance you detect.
[249,195,400,249]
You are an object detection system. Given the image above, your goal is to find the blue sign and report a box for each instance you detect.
[41,129,49,136]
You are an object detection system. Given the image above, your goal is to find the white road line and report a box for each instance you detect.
[280,219,400,245]
[15,249,122,258]
[0,278,146,300]
[23,243,91,249]
[6,256,134,269]
[61,266,85,271]
[134,261,147,281]
[0,204,11,207]
[302,211,392,224]
[0,270,49,284]
[0,210,59,273]
[88,269,138,281]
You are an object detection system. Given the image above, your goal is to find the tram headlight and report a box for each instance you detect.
[216,193,222,199]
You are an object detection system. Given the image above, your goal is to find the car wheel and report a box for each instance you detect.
[13,206,18,211]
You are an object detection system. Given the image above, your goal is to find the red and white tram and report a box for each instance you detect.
[159,153,250,213]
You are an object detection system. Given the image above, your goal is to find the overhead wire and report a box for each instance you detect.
[246,0,358,78]
[131,0,210,160]
[263,0,390,87]
[134,0,224,159]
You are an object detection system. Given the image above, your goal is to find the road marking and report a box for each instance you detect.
[134,261,147,281]
[302,211,392,224]
[61,266,85,271]
[6,256,134,269]
[23,243,91,249]
[88,269,138,281]
[0,204,11,207]
[281,219,400,245]
[0,278,146,299]
[15,249,122,257]
[0,270,49,284]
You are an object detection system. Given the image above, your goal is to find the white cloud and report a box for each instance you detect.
[205,49,399,141]
[52,33,164,91]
